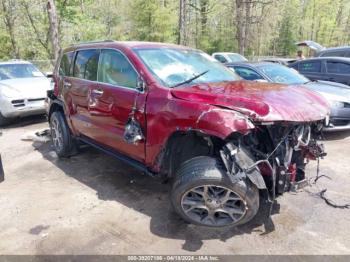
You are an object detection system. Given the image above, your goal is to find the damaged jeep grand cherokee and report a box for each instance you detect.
[47,41,329,227]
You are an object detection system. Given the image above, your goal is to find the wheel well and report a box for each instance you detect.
[159,131,225,177]
[48,102,64,121]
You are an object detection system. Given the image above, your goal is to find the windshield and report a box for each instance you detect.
[258,64,309,84]
[227,53,247,62]
[134,48,239,87]
[0,64,44,80]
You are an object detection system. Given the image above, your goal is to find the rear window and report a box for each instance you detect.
[299,61,321,73]
[73,49,100,81]
[326,61,350,74]
[59,52,74,76]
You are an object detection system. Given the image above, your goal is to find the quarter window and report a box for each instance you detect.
[327,61,350,74]
[59,52,74,76]
[214,55,227,63]
[73,49,99,81]
[97,49,138,88]
[233,66,264,81]
[299,61,321,73]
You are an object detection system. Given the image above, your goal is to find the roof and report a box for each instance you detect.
[292,57,350,63]
[212,52,241,55]
[0,60,32,65]
[318,46,350,52]
[225,61,273,68]
[64,40,191,52]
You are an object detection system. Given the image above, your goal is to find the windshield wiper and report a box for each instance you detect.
[171,70,209,88]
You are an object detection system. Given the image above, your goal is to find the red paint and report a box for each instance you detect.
[53,42,330,172]
[288,163,297,182]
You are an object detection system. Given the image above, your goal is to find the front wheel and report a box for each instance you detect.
[0,111,11,127]
[171,156,259,227]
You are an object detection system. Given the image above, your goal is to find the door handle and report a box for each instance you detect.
[63,81,71,88]
[92,89,104,96]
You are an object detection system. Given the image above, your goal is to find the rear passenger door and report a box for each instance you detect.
[326,60,350,86]
[88,49,146,162]
[298,60,324,81]
[68,49,100,138]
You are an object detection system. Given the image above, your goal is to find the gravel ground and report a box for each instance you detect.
[0,116,349,255]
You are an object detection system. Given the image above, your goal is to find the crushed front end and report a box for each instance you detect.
[221,121,326,203]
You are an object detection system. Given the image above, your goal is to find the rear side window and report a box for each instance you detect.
[214,55,227,63]
[327,61,350,74]
[299,61,321,73]
[97,49,138,89]
[59,52,74,76]
[73,49,100,81]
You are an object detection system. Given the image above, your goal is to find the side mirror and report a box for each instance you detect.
[46,72,53,78]
[136,76,146,92]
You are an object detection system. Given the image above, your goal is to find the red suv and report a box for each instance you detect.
[47,41,329,227]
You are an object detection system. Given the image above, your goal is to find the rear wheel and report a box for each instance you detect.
[50,111,76,157]
[171,156,259,227]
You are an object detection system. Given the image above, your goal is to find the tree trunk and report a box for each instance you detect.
[235,0,245,55]
[178,0,187,45]
[1,0,19,58]
[47,0,61,64]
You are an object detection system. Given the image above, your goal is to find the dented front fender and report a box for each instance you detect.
[196,108,255,139]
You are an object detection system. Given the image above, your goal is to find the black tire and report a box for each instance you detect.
[171,156,259,227]
[50,111,76,157]
[0,111,11,127]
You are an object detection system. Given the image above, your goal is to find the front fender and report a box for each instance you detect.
[196,108,255,139]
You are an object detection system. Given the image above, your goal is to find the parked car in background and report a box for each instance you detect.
[212,52,247,63]
[260,57,296,66]
[227,62,350,131]
[289,57,350,86]
[0,60,51,126]
[47,40,328,227]
[315,46,350,58]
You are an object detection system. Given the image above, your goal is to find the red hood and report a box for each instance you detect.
[171,81,330,122]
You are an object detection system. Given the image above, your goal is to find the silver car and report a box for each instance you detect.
[0,60,51,126]
[226,62,350,131]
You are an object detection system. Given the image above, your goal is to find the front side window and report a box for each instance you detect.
[233,66,263,81]
[326,61,350,74]
[299,61,321,73]
[97,49,138,88]
[258,64,309,85]
[134,48,239,87]
[73,49,99,81]
[59,52,74,76]
[0,64,44,80]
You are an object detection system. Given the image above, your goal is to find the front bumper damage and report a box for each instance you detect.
[220,121,326,213]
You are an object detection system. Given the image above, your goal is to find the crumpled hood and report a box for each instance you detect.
[305,80,350,103]
[171,80,330,122]
[0,77,51,99]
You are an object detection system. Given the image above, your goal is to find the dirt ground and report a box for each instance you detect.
[0,116,349,255]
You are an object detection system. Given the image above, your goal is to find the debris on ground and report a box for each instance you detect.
[20,129,51,143]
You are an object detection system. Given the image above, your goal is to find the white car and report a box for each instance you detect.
[0,60,51,126]
[212,52,248,63]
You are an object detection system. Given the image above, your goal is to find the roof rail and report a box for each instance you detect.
[70,40,115,47]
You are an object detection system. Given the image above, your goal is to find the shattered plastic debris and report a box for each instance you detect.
[21,129,51,143]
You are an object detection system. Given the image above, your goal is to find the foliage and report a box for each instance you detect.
[0,0,349,61]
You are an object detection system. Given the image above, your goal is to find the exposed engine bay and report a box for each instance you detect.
[220,121,327,202]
